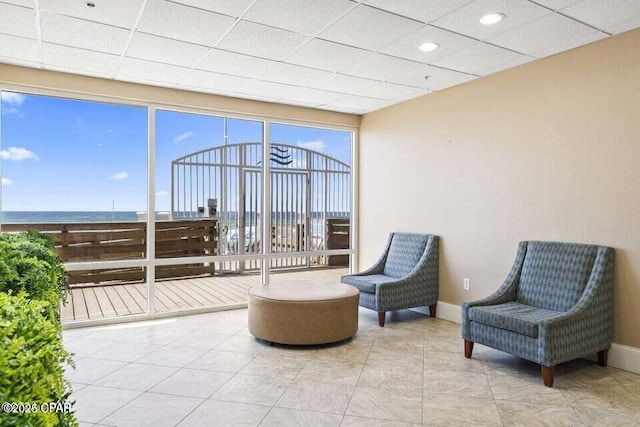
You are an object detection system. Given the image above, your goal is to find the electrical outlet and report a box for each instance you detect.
[464,278,470,291]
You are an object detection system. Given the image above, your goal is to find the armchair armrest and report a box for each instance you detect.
[538,246,614,366]
[461,241,527,339]
[345,234,393,278]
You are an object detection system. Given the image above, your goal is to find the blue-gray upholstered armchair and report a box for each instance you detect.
[341,233,439,327]
[462,241,614,387]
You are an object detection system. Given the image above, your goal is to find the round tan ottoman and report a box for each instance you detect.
[248,281,359,345]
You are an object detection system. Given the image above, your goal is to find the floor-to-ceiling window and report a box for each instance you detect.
[0,88,356,325]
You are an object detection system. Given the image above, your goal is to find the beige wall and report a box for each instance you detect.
[359,29,640,348]
[0,64,359,128]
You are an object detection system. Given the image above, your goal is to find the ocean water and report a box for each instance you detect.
[1,211,139,223]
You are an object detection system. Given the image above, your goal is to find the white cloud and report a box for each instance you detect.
[110,171,129,180]
[0,147,39,161]
[297,140,326,153]
[1,178,13,186]
[156,190,168,197]
[1,93,26,105]
[174,131,195,143]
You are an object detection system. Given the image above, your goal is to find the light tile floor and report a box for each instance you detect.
[63,309,640,427]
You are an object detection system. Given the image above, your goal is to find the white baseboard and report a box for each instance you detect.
[414,301,640,375]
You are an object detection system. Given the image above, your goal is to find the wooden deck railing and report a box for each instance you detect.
[2,219,218,285]
[326,218,350,266]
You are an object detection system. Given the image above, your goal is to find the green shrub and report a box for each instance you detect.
[0,232,68,321]
[0,292,77,427]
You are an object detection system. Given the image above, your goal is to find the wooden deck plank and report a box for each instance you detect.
[83,288,104,319]
[93,287,118,318]
[63,267,348,322]
[60,294,74,323]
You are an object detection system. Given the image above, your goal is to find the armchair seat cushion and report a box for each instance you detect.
[469,302,561,338]
[341,274,396,294]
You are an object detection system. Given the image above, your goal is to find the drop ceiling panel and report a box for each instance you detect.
[257,63,332,86]
[170,0,255,17]
[432,0,552,40]
[196,48,277,78]
[0,0,33,7]
[0,3,37,39]
[233,79,294,100]
[364,0,476,23]
[127,33,209,68]
[0,33,39,63]
[382,24,477,63]
[325,94,394,112]
[307,73,379,95]
[40,0,144,28]
[285,39,369,72]
[432,42,525,74]
[181,69,252,92]
[42,43,121,76]
[488,13,597,55]
[117,58,190,85]
[532,31,607,58]
[363,81,431,101]
[217,20,309,60]
[474,55,532,76]
[319,5,424,51]
[342,53,423,81]
[607,18,640,35]
[561,0,640,30]
[390,65,477,90]
[278,86,343,105]
[244,0,356,36]
[138,0,236,47]
[40,13,130,55]
[532,0,583,10]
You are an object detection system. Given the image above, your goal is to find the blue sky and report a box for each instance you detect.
[1,92,351,212]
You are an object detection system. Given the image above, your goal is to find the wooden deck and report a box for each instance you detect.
[61,267,349,323]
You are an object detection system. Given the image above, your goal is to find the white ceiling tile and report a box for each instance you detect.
[138,0,236,46]
[217,20,308,60]
[233,79,291,99]
[531,31,607,58]
[39,0,144,28]
[432,0,551,40]
[117,58,190,85]
[0,0,34,6]
[42,43,120,76]
[196,48,277,78]
[278,86,343,105]
[307,73,378,94]
[245,0,356,36]
[389,64,477,89]
[488,13,597,55]
[0,33,38,63]
[474,54,532,75]
[40,12,130,55]
[277,99,322,108]
[285,39,369,72]
[381,24,477,63]
[0,3,36,39]
[170,0,254,17]
[230,92,280,103]
[257,63,332,86]
[181,69,252,92]
[607,18,640,35]
[320,4,424,51]
[325,94,394,112]
[127,33,208,67]
[562,0,640,30]
[362,81,431,101]
[318,104,366,114]
[532,0,583,10]
[0,56,39,69]
[342,53,423,81]
[365,0,475,23]
[431,42,524,74]
[43,65,113,79]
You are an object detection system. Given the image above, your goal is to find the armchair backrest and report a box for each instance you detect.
[516,241,603,312]
[383,233,432,279]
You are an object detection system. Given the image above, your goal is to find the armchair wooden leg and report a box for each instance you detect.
[428,304,437,318]
[464,340,474,358]
[597,349,608,367]
[541,365,555,387]
[378,312,385,327]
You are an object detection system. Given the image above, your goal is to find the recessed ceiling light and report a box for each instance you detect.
[418,42,440,52]
[479,13,504,25]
